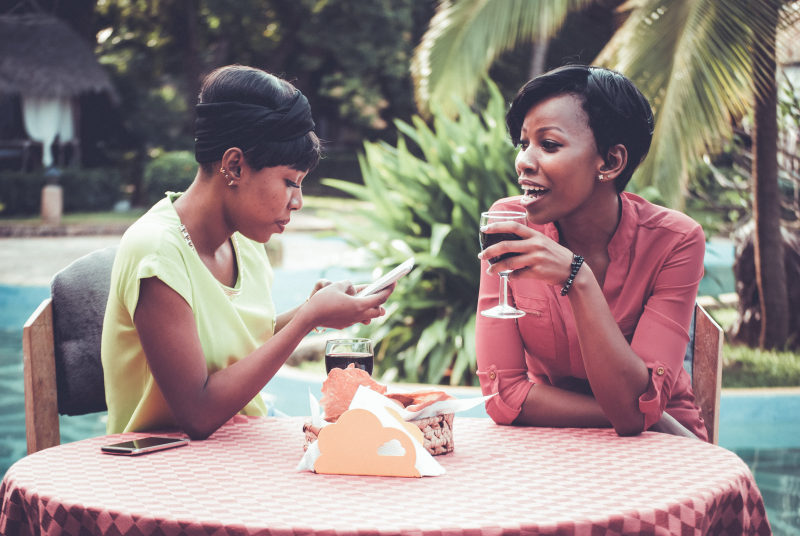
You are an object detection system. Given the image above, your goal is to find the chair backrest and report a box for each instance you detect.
[683,303,724,444]
[22,246,117,453]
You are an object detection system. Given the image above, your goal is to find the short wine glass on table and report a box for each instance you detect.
[324,338,374,375]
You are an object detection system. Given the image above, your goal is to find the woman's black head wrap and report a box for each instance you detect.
[194,89,315,164]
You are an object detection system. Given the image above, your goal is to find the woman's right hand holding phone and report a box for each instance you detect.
[303,280,393,330]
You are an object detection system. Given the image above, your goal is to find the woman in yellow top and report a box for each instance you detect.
[101,65,392,439]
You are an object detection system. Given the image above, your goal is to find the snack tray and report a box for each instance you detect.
[303,412,454,456]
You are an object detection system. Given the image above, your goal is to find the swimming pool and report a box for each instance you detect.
[1,280,798,533]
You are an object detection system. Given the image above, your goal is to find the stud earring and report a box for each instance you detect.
[220,167,237,187]
[598,174,608,182]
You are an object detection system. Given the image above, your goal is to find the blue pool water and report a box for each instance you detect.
[698,238,736,297]
[1,278,799,533]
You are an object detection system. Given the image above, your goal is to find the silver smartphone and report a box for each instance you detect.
[101,436,189,456]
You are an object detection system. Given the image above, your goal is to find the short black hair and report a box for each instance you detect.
[197,65,321,173]
[506,65,654,192]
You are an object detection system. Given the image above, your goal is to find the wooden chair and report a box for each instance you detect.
[684,303,724,444]
[22,247,117,453]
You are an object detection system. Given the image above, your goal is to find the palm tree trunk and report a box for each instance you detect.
[529,34,549,78]
[751,0,788,349]
[168,0,201,139]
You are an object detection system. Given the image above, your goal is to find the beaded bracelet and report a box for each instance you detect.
[560,254,584,296]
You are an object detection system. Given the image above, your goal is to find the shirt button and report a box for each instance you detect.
[489,371,497,381]
[656,366,665,376]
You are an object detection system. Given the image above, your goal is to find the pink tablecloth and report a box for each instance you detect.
[1,415,771,535]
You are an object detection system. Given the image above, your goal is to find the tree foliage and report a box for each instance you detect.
[412,0,799,210]
[0,0,433,202]
[411,0,596,117]
[93,0,435,152]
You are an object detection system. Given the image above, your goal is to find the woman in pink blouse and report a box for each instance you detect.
[476,65,707,440]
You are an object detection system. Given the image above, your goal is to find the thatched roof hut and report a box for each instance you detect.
[0,14,115,99]
[0,14,116,169]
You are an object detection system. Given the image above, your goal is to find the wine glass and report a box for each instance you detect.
[479,211,527,319]
[324,338,374,375]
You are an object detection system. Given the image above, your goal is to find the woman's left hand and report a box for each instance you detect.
[309,279,333,298]
[478,221,574,287]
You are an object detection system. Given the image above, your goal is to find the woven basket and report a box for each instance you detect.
[303,412,454,456]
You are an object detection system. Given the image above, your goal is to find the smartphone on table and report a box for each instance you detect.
[101,436,189,456]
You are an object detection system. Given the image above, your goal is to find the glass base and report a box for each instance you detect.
[480,305,525,319]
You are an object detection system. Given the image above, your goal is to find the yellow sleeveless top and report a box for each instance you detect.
[101,193,273,433]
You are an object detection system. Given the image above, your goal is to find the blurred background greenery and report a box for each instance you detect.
[1,0,799,387]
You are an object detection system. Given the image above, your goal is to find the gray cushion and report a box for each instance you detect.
[50,246,117,415]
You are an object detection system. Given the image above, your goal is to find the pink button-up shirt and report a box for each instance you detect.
[476,192,708,441]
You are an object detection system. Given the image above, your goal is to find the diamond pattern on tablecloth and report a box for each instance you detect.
[1,417,772,535]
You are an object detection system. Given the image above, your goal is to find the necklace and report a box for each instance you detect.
[178,223,240,298]
[179,223,195,250]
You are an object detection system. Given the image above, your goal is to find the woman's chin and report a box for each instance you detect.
[520,204,551,226]
[240,229,273,244]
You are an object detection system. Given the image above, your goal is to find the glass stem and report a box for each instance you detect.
[501,273,509,308]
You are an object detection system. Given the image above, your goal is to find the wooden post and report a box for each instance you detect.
[40,183,63,226]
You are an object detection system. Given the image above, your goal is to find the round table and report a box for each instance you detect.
[0,416,771,535]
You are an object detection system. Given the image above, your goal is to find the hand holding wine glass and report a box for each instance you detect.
[479,211,527,319]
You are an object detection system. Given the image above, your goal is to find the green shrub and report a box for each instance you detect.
[722,344,800,387]
[143,150,197,205]
[0,171,44,215]
[59,169,125,212]
[0,168,124,216]
[709,307,800,387]
[323,81,518,386]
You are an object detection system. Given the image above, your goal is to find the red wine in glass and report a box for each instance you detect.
[479,231,522,264]
[324,352,374,375]
[324,338,374,375]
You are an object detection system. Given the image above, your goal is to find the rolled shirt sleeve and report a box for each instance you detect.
[631,223,706,432]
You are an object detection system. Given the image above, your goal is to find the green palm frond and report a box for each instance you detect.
[414,0,796,208]
[596,0,787,207]
[411,0,593,116]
